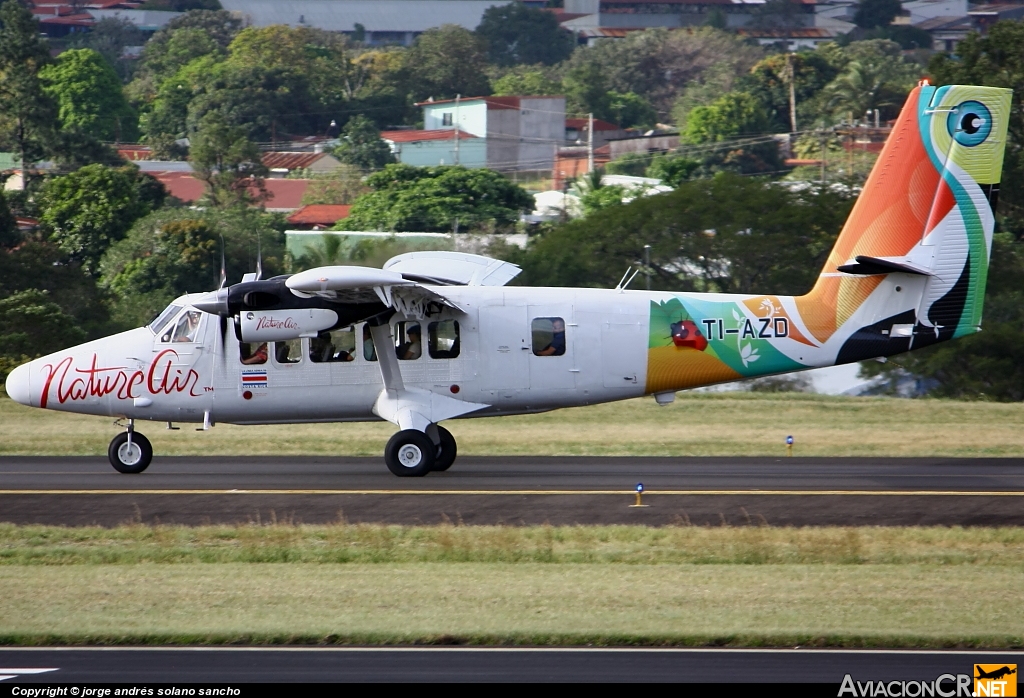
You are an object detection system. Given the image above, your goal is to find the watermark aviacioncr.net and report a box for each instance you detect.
[839,665,1017,698]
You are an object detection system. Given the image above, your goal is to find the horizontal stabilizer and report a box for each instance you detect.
[837,255,934,276]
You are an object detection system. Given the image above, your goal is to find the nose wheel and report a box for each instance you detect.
[108,429,153,474]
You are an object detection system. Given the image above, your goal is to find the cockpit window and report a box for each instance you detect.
[148,304,182,336]
[161,310,202,343]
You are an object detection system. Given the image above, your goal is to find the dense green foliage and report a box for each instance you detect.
[476,2,575,67]
[40,49,139,142]
[512,174,855,294]
[39,164,166,274]
[333,115,395,171]
[339,164,533,233]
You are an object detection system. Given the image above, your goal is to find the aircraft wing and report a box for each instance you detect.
[286,264,462,318]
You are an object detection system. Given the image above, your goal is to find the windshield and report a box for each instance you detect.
[148,304,183,335]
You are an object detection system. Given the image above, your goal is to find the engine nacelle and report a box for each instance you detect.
[239,308,339,342]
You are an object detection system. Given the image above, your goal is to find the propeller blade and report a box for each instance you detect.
[255,232,263,281]
[218,234,227,289]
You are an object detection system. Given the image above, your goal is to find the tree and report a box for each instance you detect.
[138,9,240,82]
[188,112,268,207]
[492,69,562,97]
[333,115,395,171]
[476,2,575,67]
[70,17,144,81]
[854,0,901,29]
[301,165,370,206]
[739,51,842,132]
[559,28,764,120]
[0,289,86,361]
[39,164,166,274]
[403,25,491,101]
[646,154,700,186]
[683,92,773,143]
[0,0,56,166]
[40,49,139,142]
[821,56,917,122]
[100,206,287,326]
[607,91,657,130]
[512,173,854,293]
[41,165,164,268]
[0,188,17,248]
[339,163,533,233]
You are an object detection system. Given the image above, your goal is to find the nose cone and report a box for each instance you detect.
[4,361,33,406]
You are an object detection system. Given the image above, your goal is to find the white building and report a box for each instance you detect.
[418,96,567,174]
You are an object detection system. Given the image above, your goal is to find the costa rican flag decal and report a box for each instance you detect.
[241,369,268,388]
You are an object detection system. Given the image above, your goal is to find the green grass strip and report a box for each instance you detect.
[3,523,1024,565]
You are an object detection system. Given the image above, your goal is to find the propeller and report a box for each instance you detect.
[255,232,263,282]
[218,234,227,290]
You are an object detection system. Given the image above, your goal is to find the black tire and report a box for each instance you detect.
[108,431,153,474]
[384,429,435,477]
[432,425,457,472]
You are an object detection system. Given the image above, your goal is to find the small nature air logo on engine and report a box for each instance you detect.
[975,665,1017,697]
[255,315,299,331]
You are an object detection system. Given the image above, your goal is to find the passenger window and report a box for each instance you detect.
[395,322,422,360]
[532,317,566,356]
[273,339,301,364]
[167,310,202,343]
[428,320,460,359]
[239,342,268,365]
[363,324,377,362]
[310,328,356,363]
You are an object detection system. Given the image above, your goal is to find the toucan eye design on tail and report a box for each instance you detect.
[948,100,992,147]
[670,320,708,351]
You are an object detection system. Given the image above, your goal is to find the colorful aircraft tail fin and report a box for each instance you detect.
[796,83,1012,361]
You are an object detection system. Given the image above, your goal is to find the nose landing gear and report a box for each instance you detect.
[108,420,153,474]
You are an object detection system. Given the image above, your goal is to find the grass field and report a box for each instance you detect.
[0,525,1022,647]
[3,391,1024,457]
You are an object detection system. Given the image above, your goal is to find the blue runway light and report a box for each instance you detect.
[786,436,794,445]
[636,483,644,493]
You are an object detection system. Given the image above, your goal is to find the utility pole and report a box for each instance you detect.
[787,53,797,133]
[644,244,652,291]
[454,94,460,166]
[587,112,594,174]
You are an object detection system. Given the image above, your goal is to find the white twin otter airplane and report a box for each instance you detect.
[5,82,1012,476]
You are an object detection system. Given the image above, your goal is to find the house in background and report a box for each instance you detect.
[381,129,486,168]
[286,204,352,230]
[565,117,626,148]
[418,95,567,174]
[262,151,341,177]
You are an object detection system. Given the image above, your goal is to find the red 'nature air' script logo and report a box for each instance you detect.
[255,316,299,330]
[40,350,201,408]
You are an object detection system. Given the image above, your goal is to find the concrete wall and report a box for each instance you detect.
[485,107,520,173]
[518,97,565,173]
[608,134,680,160]
[393,137,487,168]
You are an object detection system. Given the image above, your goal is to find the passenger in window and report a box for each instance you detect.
[275,341,299,364]
[240,342,268,365]
[363,325,377,361]
[535,318,566,356]
[397,324,421,360]
[309,332,333,363]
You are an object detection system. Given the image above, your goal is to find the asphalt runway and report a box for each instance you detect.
[0,647,1021,683]
[2,456,1024,526]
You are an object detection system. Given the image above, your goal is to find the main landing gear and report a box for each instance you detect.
[384,425,457,477]
[108,419,153,474]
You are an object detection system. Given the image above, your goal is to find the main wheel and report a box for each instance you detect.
[108,431,153,474]
[432,425,457,472]
[384,429,435,477]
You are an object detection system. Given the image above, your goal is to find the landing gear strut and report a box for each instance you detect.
[108,420,153,474]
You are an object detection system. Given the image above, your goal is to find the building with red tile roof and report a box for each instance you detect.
[286,205,352,230]
[150,172,310,212]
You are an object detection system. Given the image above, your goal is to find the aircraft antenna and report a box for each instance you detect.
[615,267,641,292]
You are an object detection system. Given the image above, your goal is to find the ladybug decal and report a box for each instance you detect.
[670,319,708,351]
